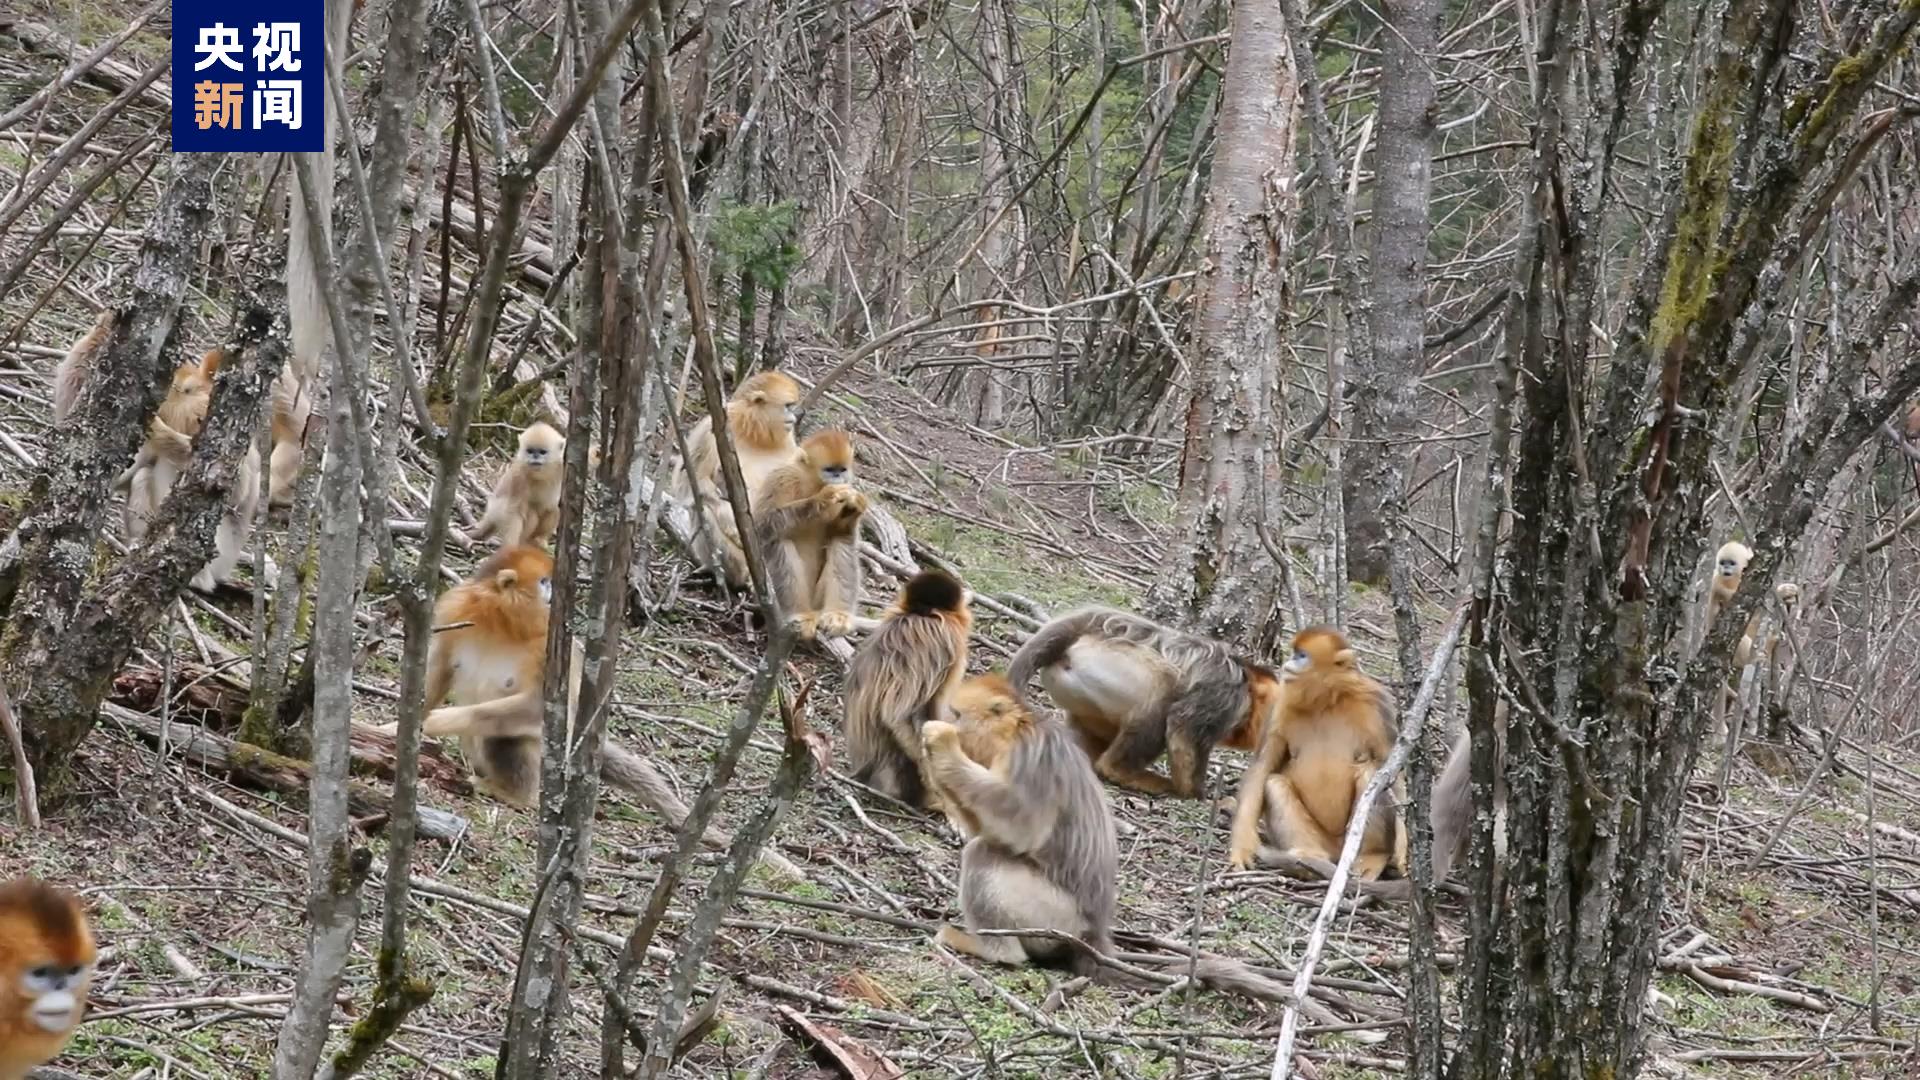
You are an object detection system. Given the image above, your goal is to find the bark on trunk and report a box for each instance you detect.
[273,152,371,1080]
[1143,0,1296,654]
[1448,2,1920,1076]
[1,153,271,790]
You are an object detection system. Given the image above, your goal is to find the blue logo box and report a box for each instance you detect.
[171,1,324,152]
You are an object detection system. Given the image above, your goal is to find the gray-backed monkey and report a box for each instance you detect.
[465,421,565,549]
[669,370,803,583]
[923,686,1344,1004]
[0,877,95,1080]
[1005,607,1274,798]
[844,570,971,808]
[919,693,1119,972]
[753,429,871,639]
[1226,626,1402,878]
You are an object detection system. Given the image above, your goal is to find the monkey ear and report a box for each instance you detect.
[1333,648,1356,668]
[496,569,520,589]
[747,390,768,405]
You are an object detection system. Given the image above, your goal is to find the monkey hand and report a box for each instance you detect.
[824,485,869,519]
[1226,843,1259,871]
[812,610,853,637]
[921,719,962,755]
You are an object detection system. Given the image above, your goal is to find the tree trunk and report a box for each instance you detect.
[1447,2,1920,1076]
[0,152,252,791]
[1143,0,1296,654]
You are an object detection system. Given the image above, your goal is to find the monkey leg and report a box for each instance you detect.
[1263,775,1339,863]
[935,923,1028,965]
[268,434,302,507]
[1092,716,1179,796]
[949,839,1086,966]
[1164,727,1215,799]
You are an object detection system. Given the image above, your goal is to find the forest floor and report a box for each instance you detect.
[6,12,1920,1078]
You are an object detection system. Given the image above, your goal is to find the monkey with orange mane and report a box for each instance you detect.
[669,370,804,583]
[0,878,95,1080]
[1226,626,1403,878]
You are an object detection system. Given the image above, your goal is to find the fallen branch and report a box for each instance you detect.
[108,704,469,840]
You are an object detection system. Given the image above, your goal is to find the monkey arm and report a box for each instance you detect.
[923,726,1060,855]
[423,689,542,740]
[1226,725,1290,869]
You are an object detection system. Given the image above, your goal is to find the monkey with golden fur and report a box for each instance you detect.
[753,429,872,639]
[0,878,95,1080]
[669,370,803,583]
[115,347,262,592]
[1005,607,1275,798]
[378,547,801,872]
[265,366,311,507]
[844,570,971,808]
[464,421,566,549]
[1226,626,1403,877]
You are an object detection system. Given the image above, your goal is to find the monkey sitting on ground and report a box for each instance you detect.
[463,420,566,549]
[668,370,803,583]
[752,429,872,639]
[1356,700,1509,901]
[1004,607,1275,798]
[48,310,112,422]
[1226,627,1403,877]
[919,689,1119,972]
[375,546,797,872]
[0,878,95,1080]
[922,684,1368,1013]
[115,347,262,592]
[844,570,971,808]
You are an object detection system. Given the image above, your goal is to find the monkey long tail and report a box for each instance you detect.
[1004,610,1100,704]
[600,741,807,880]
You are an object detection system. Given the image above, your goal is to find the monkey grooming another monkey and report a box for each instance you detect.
[844,569,972,808]
[753,429,871,639]
[379,546,789,869]
[116,347,262,592]
[465,420,566,549]
[919,693,1119,973]
[0,878,95,1080]
[922,688,1364,1011]
[1005,607,1275,798]
[1226,626,1402,877]
[669,370,804,583]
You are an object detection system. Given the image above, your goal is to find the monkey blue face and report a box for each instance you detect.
[24,960,91,1031]
[522,444,551,467]
[1716,557,1742,578]
[783,402,798,430]
[820,463,849,484]
[537,575,552,604]
[1281,648,1310,678]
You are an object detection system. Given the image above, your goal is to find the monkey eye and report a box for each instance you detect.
[29,965,53,980]
[537,577,553,603]
[1292,649,1307,662]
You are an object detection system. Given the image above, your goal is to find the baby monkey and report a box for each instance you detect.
[465,421,565,549]
[0,878,95,1080]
